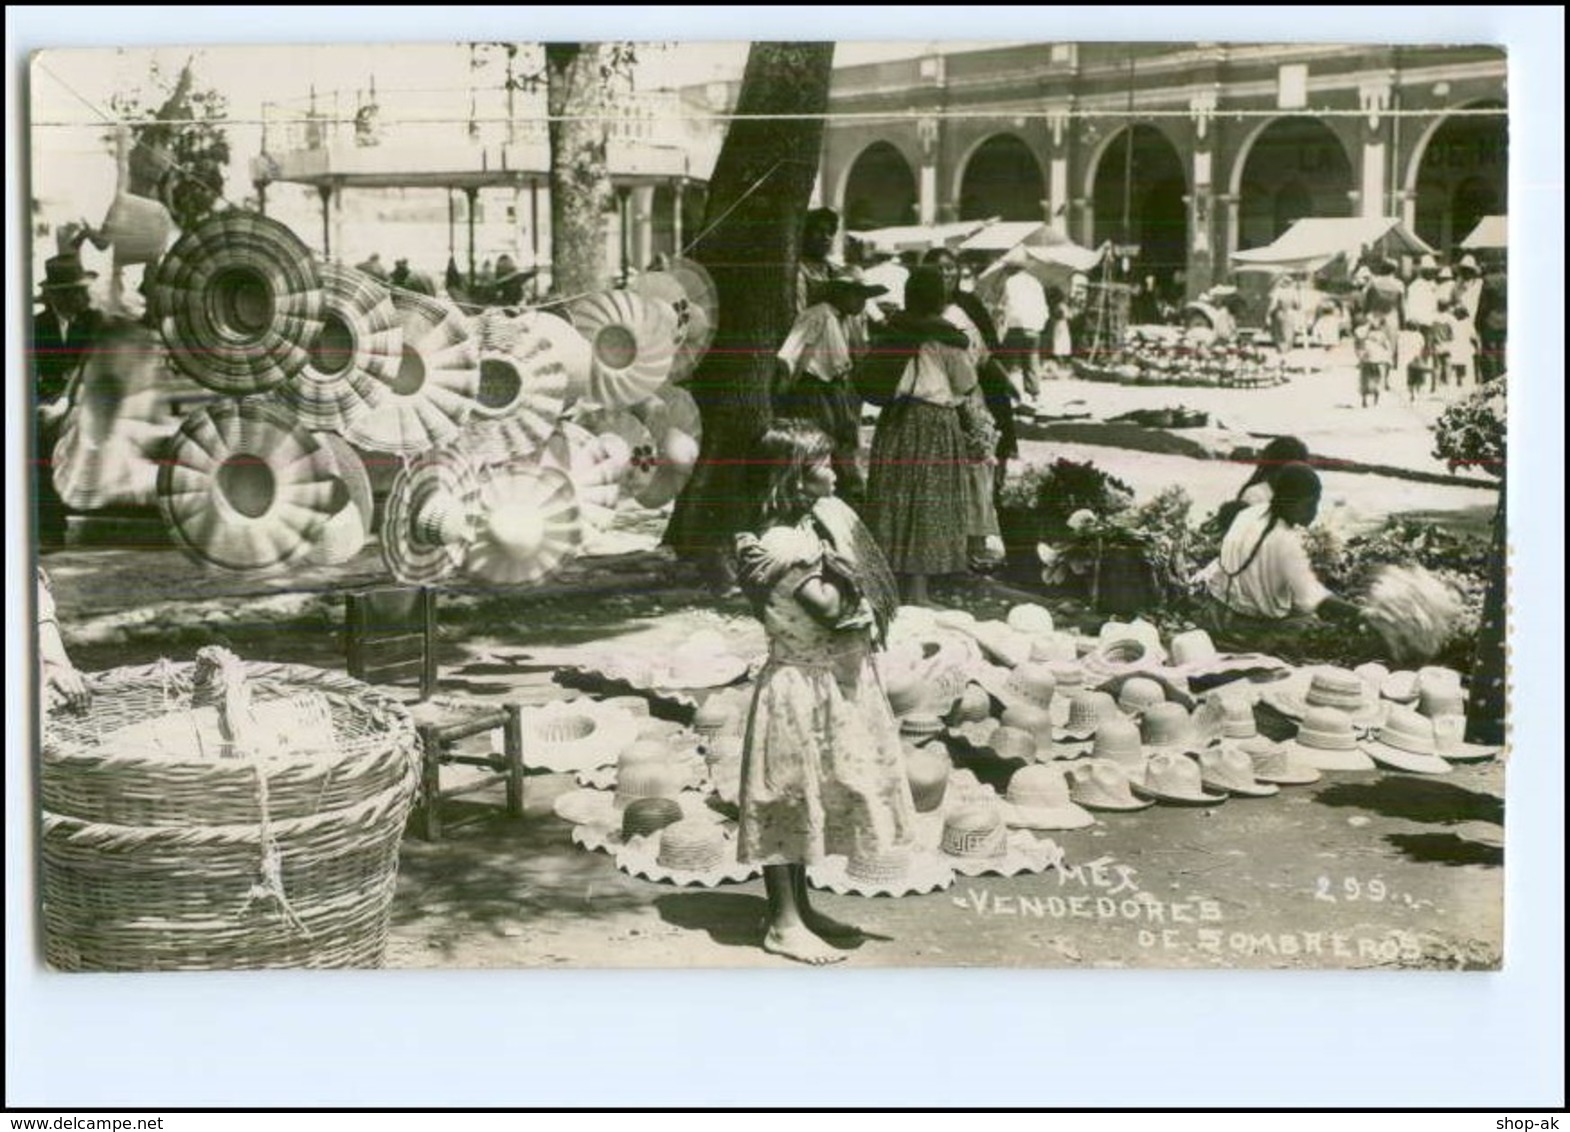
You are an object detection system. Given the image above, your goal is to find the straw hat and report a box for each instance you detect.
[569,795,690,855]
[654,629,750,691]
[1067,759,1153,812]
[1141,702,1202,757]
[578,406,662,503]
[1096,619,1168,664]
[1005,604,1055,636]
[1354,662,1391,698]
[380,448,483,585]
[1381,670,1421,705]
[1002,764,1094,831]
[1431,716,1502,764]
[666,257,719,380]
[156,398,349,572]
[615,818,760,887]
[905,743,953,813]
[1281,707,1377,772]
[1164,628,1288,685]
[1089,717,1149,786]
[974,661,1057,716]
[982,724,1038,764]
[575,733,704,790]
[968,620,1033,669]
[1362,706,1453,775]
[460,462,583,586]
[933,608,976,633]
[303,433,374,566]
[150,212,325,395]
[1134,752,1229,807]
[1054,689,1116,744]
[938,805,1056,877]
[1263,667,1383,726]
[346,290,481,454]
[519,698,641,773]
[474,308,593,408]
[1418,666,1464,695]
[1000,703,1054,748]
[1417,683,1467,721]
[630,271,697,376]
[567,290,679,409]
[900,713,948,742]
[538,421,626,531]
[946,683,993,727]
[468,340,572,446]
[808,845,954,898]
[625,384,703,509]
[692,696,738,741]
[1197,747,1280,798]
[272,263,400,433]
[1116,676,1167,717]
[600,695,652,720]
[553,785,712,829]
[1029,633,1080,664]
[1238,735,1321,785]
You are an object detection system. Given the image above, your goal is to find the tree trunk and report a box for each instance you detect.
[1466,479,1507,745]
[664,42,835,573]
[545,44,613,297]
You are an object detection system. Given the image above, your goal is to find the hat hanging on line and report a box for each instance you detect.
[100,125,175,269]
[665,256,719,382]
[537,421,627,532]
[150,211,325,396]
[472,307,593,408]
[379,447,483,585]
[630,271,697,376]
[469,321,573,434]
[460,461,584,586]
[302,432,375,566]
[345,290,481,454]
[576,406,662,504]
[625,384,704,509]
[156,397,350,572]
[567,290,679,409]
[272,262,401,433]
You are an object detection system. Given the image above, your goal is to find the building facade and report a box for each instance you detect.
[814,43,1506,297]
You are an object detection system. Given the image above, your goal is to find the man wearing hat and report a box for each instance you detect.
[488,254,537,307]
[774,276,889,508]
[32,252,105,548]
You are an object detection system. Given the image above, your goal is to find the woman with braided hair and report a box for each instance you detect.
[1196,462,1364,655]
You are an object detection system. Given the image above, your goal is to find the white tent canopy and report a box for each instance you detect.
[1460,215,1508,250]
[846,219,996,256]
[1231,218,1434,273]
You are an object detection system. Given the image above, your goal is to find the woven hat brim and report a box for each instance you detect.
[943,841,1059,877]
[1131,782,1230,806]
[1070,792,1154,813]
[568,290,678,409]
[1251,764,1323,785]
[1200,776,1281,798]
[523,705,642,774]
[275,263,399,432]
[1042,737,1095,761]
[807,854,955,897]
[346,291,480,453]
[462,463,584,586]
[1436,741,1502,763]
[380,450,481,585]
[1363,740,1454,776]
[656,655,751,691]
[615,840,761,888]
[1279,740,1377,772]
[1001,800,1096,831]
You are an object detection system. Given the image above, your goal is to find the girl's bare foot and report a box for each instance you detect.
[800,907,862,940]
[763,924,846,965]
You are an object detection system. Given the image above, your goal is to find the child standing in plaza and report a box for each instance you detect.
[733,420,916,965]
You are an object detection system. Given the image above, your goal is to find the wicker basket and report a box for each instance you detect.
[39,652,419,971]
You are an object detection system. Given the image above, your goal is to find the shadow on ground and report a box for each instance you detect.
[1384,832,1503,868]
[1315,777,1504,825]
[653,891,768,950]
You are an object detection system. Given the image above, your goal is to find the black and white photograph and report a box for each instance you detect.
[22,34,1517,982]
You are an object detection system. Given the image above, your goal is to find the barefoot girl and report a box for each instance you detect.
[734,420,916,964]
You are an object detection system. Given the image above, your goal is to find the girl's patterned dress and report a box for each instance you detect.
[733,520,918,866]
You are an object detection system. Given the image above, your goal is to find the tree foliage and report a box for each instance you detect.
[108,55,229,230]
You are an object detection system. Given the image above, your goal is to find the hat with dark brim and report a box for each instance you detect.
[150,212,324,395]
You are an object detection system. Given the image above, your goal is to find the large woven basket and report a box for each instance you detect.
[39,654,419,971]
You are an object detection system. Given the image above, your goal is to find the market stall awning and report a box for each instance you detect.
[846,219,996,255]
[1460,215,1508,250]
[958,221,1089,254]
[1230,218,1434,273]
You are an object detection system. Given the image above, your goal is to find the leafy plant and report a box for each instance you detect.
[1026,458,1136,542]
[1039,485,1198,607]
[108,56,230,230]
[1432,378,1506,478]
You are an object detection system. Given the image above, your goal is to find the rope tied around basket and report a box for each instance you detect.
[192,647,313,938]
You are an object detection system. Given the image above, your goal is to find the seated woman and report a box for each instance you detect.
[1213,435,1310,535]
[1196,463,1363,655]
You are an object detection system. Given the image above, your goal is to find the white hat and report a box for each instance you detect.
[1002,765,1095,831]
[1362,706,1454,775]
[1133,752,1229,807]
[808,845,954,898]
[1198,746,1280,798]
[1281,707,1377,772]
[614,818,761,887]
[1067,759,1154,812]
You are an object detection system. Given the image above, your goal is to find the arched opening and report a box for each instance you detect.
[1090,125,1188,292]
[958,134,1046,222]
[842,141,918,231]
[1412,101,1507,250]
[1236,117,1353,250]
